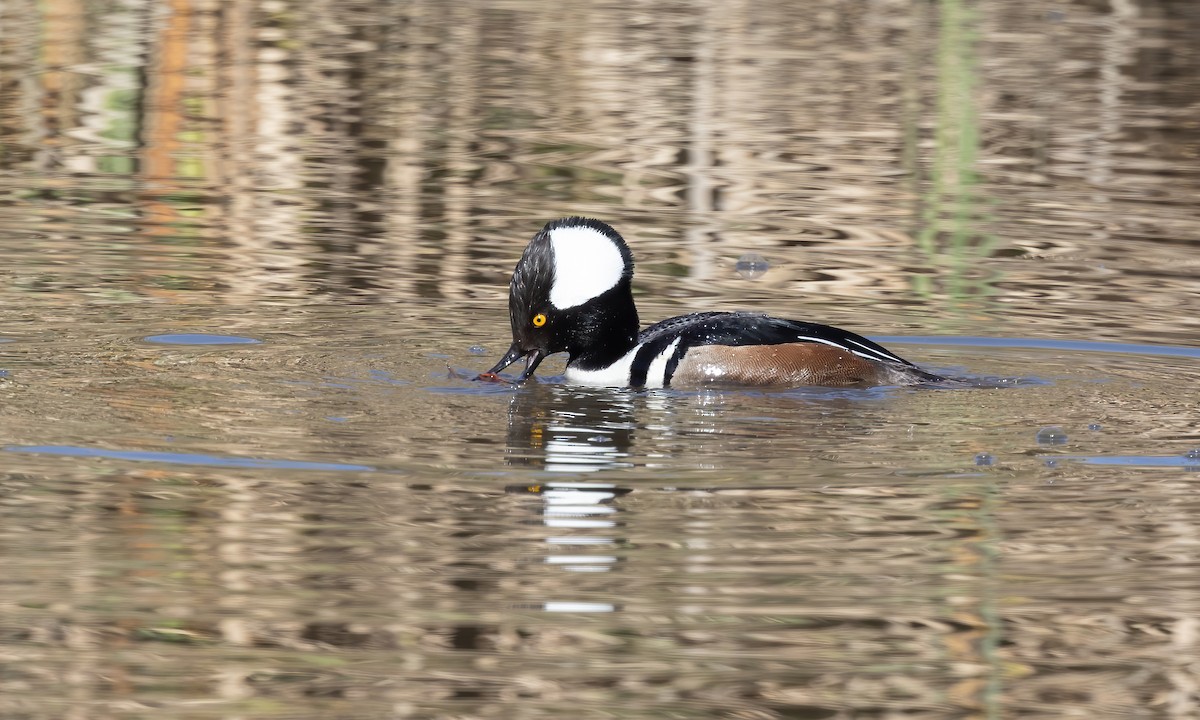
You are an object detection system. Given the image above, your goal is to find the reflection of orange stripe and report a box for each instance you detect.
[143,0,190,184]
[139,0,192,300]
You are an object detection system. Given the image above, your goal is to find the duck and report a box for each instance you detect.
[477,217,943,388]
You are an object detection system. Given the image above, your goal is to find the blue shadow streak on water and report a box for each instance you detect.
[1055,455,1200,468]
[872,336,1200,359]
[364,369,411,386]
[144,334,262,345]
[5,445,375,472]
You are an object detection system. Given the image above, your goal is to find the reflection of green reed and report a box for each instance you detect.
[97,84,139,176]
[920,8,1004,715]
[911,0,998,311]
[86,0,144,177]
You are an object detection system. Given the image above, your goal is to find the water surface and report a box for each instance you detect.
[2,1,1199,718]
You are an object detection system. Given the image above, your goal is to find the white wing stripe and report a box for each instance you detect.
[793,335,901,364]
[838,336,906,364]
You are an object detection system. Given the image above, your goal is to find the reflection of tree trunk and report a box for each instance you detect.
[1165,515,1199,716]
[215,476,256,699]
[214,0,256,302]
[902,0,930,234]
[142,0,189,183]
[138,0,191,298]
[942,491,1003,719]
[38,0,87,172]
[65,488,100,720]
[247,3,306,296]
[684,1,718,288]
[386,2,427,299]
[442,3,479,301]
[214,0,307,302]
[1089,0,1137,190]
[215,0,252,191]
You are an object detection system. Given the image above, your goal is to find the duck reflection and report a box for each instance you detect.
[502,381,638,473]
[495,381,912,615]
[500,379,907,474]
[502,383,636,599]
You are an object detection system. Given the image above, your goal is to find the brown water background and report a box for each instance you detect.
[1,1,1200,718]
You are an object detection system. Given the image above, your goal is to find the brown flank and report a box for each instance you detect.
[670,342,895,387]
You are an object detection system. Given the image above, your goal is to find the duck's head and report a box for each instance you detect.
[479,217,639,383]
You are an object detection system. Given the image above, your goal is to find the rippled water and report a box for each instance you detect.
[2,1,1200,717]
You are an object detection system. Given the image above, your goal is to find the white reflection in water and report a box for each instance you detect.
[505,388,633,589]
[542,517,617,529]
[544,428,629,473]
[542,602,616,613]
[544,536,614,545]
[541,483,621,575]
[504,390,636,599]
[545,556,618,564]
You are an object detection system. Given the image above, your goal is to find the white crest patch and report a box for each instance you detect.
[548,225,626,309]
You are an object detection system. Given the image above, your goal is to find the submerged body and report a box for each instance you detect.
[479,218,942,389]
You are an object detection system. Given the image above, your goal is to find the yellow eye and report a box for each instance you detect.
[532,313,547,327]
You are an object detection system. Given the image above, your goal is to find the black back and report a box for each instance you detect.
[626,311,916,387]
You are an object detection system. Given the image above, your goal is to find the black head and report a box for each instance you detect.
[480,217,640,383]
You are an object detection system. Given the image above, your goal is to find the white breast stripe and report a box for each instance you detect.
[548,226,626,309]
[644,338,681,389]
[564,346,638,387]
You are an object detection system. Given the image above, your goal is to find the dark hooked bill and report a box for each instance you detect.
[475,343,546,384]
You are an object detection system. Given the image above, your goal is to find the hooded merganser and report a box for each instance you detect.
[478,218,944,388]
